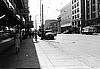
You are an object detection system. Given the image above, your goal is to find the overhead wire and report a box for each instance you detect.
[45,0,51,19]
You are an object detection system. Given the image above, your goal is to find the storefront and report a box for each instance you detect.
[72,19,81,34]
[61,23,72,33]
[85,18,100,26]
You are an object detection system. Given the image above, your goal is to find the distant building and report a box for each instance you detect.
[45,19,58,32]
[60,1,72,33]
[85,0,100,26]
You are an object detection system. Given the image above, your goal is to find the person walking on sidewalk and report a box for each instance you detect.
[15,30,20,53]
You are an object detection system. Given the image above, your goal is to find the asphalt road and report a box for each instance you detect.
[35,34,100,69]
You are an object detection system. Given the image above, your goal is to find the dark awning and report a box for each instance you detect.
[0,0,23,26]
[0,0,7,16]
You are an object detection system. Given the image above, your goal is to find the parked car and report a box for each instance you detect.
[53,32,57,36]
[63,30,72,34]
[45,30,55,40]
[82,26,96,35]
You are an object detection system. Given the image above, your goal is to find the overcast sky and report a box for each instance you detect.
[29,0,71,21]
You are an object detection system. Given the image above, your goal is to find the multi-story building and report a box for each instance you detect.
[60,1,72,33]
[85,0,100,26]
[72,0,85,33]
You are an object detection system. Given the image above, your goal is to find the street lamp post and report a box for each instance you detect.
[40,0,41,25]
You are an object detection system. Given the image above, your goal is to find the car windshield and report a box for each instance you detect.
[45,30,52,33]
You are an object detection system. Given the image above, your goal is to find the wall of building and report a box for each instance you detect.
[72,0,85,33]
[60,1,72,33]
[85,0,100,26]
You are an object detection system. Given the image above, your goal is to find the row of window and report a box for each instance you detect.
[72,8,79,14]
[72,14,80,19]
[72,2,79,9]
[87,11,100,19]
[72,0,79,4]
[87,12,96,19]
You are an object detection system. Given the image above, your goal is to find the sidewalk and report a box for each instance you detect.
[33,37,91,69]
[0,38,41,68]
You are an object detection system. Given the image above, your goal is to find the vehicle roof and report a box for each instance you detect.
[45,30,52,31]
[83,26,95,29]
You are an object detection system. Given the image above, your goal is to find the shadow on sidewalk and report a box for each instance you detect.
[0,38,41,69]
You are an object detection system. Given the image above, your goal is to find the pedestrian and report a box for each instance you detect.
[15,30,20,53]
[31,31,34,38]
[29,30,32,38]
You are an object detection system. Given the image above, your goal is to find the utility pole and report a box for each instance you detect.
[34,15,37,41]
[41,4,45,40]
[40,0,41,25]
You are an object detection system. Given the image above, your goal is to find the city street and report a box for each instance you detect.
[1,0,100,69]
[35,34,100,69]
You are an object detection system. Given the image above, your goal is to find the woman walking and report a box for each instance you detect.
[15,30,20,53]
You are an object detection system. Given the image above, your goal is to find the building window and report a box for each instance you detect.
[87,0,89,6]
[77,8,79,12]
[75,4,76,8]
[93,13,96,18]
[87,14,90,19]
[72,16,74,19]
[72,6,74,9]
[98,11,100,17]
[77,14,79,18]
[75,0,76,2]
[93,0,95,4]
[93,5,95,11]
[87,7,89,12]
[75,9,76,13]
[75,15,76,19]
[72,0,74,4]
[98,2,100,10]
[72,11,74,14]
[77,2,79,7]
